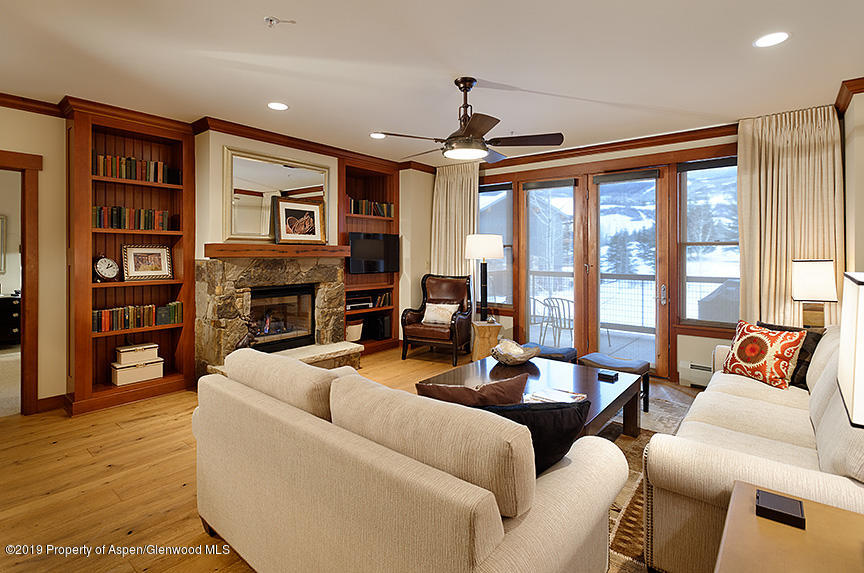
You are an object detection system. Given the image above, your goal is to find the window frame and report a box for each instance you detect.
[676,157,740,330]
[478,182,515,311]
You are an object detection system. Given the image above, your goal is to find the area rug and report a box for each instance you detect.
[0,349,21,417]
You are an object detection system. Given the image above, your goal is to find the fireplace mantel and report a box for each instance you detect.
[204,243,351,259]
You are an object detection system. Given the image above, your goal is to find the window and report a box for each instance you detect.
[477,183,514,305]
[678,158,739,326]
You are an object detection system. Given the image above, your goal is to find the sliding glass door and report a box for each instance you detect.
[524,179,576,347]
[589,169,669,374]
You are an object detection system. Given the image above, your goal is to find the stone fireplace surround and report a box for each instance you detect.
[195,256,345,377]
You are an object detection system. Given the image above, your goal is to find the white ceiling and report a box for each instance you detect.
[2,1,862,166]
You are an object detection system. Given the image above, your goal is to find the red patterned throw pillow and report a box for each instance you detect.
[722,320,807,389]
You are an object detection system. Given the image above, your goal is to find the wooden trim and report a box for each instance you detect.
[36,395,66,413]
[481,143,739,185]
[0,92,63,118]
[204,243,350,259]
[835,77,864,115]
[282,185,324,196]
[233,188,264,197]
[480,124,738,170]
[674,323,736,339]
[192,117,401,171]
[668,164,681,384]
[0,151,41,415]
[397,161,436,174]
[59,96,192,133]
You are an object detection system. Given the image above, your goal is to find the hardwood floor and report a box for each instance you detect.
[0,347,698,572]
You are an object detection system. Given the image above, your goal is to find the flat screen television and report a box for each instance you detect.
[348,233,399,274]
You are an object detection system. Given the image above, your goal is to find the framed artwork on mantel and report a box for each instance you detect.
[271,197,326,244]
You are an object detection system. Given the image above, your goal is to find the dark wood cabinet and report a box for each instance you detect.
[0,295,22,345]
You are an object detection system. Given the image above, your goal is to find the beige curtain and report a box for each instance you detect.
[430,162,478,276]
[738,105,845,326]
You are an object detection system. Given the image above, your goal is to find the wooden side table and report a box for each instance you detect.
[471,321,502,361]
[714,481,864,572]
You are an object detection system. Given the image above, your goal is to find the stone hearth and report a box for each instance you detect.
[195,257,345,377]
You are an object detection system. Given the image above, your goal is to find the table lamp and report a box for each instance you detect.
[465,234,504,322]
[791,259,838,328]
[838,272,864,427]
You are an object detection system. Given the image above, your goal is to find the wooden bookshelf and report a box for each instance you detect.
[65,104,195,415]
[339,159,401,355]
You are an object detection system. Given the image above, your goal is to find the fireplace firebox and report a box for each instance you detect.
[249,284,315,352]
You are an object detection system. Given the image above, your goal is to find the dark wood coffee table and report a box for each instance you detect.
[418,357,641,436]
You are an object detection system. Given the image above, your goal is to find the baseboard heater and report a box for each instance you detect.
[679,361,712,388]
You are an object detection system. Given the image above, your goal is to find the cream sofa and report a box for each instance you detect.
[644,325,864,573]
[193,348,628,573]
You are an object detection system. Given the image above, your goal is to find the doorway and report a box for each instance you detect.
[0,150,40,415]
[0,170,22,416]
[588,167,670,378]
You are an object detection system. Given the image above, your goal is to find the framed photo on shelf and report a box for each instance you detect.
[271,197,325,244]
[121,244,173,280]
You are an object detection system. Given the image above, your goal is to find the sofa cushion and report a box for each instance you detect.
[415,374,528,406]
[330,375,535,517]
[722,320,806,389]
[223,348,357,421]
[809,346,841,428]
[757,322,824,390]
[676,420,821,470]
[682,391,816,449]
[814,390,864,482]
[807,325,840,391]
[705,372,810,410]
[477,400,591,474]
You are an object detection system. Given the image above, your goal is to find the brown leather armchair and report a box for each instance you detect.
[401,274,472,366]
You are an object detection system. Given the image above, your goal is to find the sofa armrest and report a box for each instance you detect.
[712,345,731,372]
[644,434,864,513]
[477,437,628,573]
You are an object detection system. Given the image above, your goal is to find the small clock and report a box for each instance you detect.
[93,255,120,282]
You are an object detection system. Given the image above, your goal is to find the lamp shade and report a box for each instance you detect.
[465,234,504,260]
[839,272,864,427]
[791,259,838,302]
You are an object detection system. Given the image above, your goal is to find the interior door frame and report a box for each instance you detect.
[0,150,41,414]
[586,166,671,378]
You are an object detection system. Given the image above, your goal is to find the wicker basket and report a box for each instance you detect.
[490,339,541,366]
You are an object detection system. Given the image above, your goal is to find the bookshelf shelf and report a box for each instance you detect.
[345,305,394,316]
[92,228,183,236]
[346,213,394,222]
[91,323,184,338]
[92,280,184,289]
[66,104,195,415]
[91,175,184,190]
[345,283,393,292]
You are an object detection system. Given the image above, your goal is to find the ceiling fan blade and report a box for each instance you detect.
[486,133,564,147]
[458,113,500,138]
[484,149,508,164]
[379,132,444,142]
[401,148,442,160]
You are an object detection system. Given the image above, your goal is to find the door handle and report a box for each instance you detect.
[660,284,667,306]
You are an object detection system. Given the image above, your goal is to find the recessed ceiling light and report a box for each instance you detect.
[267,102,289,111]
[753,32,789,48]
[369,132,386,139]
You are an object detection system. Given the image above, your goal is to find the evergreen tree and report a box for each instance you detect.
[604,230,634,274]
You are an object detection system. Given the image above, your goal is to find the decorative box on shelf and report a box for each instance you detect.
[111,358,164,386]
[115,342,159,365]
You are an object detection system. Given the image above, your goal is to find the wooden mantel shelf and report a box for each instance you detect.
[204,243,351,259]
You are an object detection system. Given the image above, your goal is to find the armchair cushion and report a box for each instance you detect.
[404,322,452,340]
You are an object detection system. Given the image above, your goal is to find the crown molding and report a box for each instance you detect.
[397,160,436,174]
[480,123,738,171]
[58,96,193,132]
[0,92,63,118]
[835,77,864,115]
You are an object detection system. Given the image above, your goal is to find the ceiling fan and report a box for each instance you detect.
[370,77,565,163]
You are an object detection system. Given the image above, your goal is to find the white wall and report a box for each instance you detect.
[0,107,67,399]
[398,169,434,319]
[0,170,22,295]
[845,94,864,271]
[194,131,340,258]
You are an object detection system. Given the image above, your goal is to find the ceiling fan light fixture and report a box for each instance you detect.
[369,132,386,139]
[443,138,489,160]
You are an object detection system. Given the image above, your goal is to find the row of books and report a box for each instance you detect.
[92,206,172,231]
[91,301,183,333]
[349,198,394,218]
[92,153,182,185]
[373,291,392,307]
